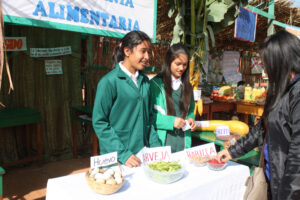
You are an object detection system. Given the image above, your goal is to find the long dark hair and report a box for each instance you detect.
[260,30,300,122]
[159,43,193,118]
[112,31,151,68]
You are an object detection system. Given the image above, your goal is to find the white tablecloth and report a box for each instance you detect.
[46,155,250,200]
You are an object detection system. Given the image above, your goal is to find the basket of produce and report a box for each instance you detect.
[143,160,185,184]
[189,156,207,167]
[85,167,124,195]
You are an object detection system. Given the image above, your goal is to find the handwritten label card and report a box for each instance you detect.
[141,146,171,163]
[184,143,217,158]
[216,126,230,137]
[90,152,117,169]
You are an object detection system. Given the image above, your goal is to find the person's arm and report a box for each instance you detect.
[277,94,300,199]
[218,119,264,162]
[92,79,133,164]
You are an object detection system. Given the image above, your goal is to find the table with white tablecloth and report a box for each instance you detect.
[46,152,250,200]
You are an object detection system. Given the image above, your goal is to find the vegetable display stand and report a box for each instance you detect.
[0,108,42,168]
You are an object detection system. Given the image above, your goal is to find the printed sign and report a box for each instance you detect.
[31,46,72,57]
[90,152,117,169]
[234,7,258,42]
[193,89,201,101]
[4,37,27,51]
[251,57,263,74]
[2,0,156,40]
[140,146,171,163]
[45,60,63,75]
[184,143,217,158]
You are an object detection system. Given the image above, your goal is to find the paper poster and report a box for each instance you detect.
[4,37,27,51]
[221,51,242,84]
[251,57,263,74]
[90,152,117,169]
[234,7,258,42]
[31,46,72,57]
[45,60,63,75]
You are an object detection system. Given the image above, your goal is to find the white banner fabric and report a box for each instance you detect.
[2,0,156,39]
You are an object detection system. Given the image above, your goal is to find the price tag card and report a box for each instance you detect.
[193,89,201,101]
[141,146,171,163]
[215,126,230,137]
[184,143,217,159]
[90,152,117,169]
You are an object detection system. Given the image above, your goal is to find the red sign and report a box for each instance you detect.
[4,37,27,51]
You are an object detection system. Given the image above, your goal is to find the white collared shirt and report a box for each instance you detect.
[171,75,182,90]
[119,62,139,87]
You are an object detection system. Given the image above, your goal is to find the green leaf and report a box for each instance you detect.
[207,25,215,47]
[207,2,228,22]
[171,13,184,45]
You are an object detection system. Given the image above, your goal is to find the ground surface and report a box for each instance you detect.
[3,157,89,200]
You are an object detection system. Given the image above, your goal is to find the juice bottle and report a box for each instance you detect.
[244,85,252,102]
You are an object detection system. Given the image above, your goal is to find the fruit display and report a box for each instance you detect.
[143,160,185,184]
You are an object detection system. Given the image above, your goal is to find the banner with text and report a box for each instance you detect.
[2,0,157,40]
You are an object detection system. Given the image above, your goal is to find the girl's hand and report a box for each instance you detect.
[187,118,197,131]
[217,149,232,163]
[125,154,141,168]
[174,117,186,129]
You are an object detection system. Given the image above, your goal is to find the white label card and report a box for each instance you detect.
[196,121,209,128]
[140,146,171,163]
[182,120,191,131]
[216,126,230,136]
[90,152,117,169]
[184,143,217,158]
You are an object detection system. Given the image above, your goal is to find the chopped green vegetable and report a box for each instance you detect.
[147,161,182,172]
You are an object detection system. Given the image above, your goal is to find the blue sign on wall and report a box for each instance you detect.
[234,7,258,42]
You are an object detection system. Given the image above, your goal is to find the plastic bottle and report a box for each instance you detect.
[244,85,252,102]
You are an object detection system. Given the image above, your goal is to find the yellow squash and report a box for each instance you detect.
[195,120,249,136]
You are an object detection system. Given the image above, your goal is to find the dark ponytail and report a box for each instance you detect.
[112,31,151,68]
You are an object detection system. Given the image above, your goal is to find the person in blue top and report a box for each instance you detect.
[92,31,161,168]
[217,30,300,199]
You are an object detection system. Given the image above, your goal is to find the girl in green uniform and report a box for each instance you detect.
[150,43,197,153]
[92,31,161,168]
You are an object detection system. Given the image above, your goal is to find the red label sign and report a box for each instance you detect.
[4,37,27,51]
